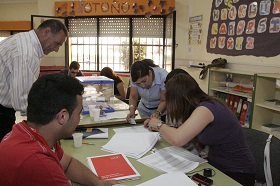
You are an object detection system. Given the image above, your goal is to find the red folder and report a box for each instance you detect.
[87,153,140,182]
[225,94,231,106]
[236,98,244,119]
[228,95,235,111]
[239,101,249,126]
[232,96,240,114]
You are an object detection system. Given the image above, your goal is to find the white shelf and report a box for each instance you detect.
[208,69,255,127]
[252,73,280,139]
[210,87,252,99]
[255,103,280,112]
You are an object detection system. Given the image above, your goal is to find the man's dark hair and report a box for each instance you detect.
[37,19,68,37]
[130,59,158,82]
[69,61,80,70]
[27,73,84,125]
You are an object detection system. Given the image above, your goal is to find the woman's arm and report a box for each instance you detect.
[151,90,166,118]
[126,87,139,123]
[146,106,214,146]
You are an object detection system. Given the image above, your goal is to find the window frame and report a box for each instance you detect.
[31,13,176,73]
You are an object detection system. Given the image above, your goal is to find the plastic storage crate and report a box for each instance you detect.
[76,76,115,115]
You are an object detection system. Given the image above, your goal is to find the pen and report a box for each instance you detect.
[82,142,95,145]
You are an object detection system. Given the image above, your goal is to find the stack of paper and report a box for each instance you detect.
[101,128,160,159]
[113,125,151,133]
[137,146,208,173]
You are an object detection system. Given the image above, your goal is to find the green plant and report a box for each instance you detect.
[120,39,147,70]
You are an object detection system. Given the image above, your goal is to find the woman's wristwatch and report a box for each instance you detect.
[157,121,164,130]
[155,110,162,115]
[129,104,136,110]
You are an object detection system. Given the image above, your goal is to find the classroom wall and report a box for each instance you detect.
[1,0,279,74]
[0,2,38,21]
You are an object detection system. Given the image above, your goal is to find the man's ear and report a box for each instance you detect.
[57,109,69,125]
[41,27,51,37]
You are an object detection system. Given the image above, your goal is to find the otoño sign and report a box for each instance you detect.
[55,0,175,17]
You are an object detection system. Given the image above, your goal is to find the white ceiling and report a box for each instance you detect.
[0,0,37,3]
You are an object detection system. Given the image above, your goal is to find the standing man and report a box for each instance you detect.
[60,61,84,77]
[0,19,68,140]
[0,73,118,186]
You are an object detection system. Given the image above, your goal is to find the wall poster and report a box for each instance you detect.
[188,15,203,45]
[207,0,280,57]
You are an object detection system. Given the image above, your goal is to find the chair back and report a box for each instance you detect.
[243,128,280,185]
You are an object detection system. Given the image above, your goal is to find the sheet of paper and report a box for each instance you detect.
[111,103,129,111]
[136,172,197,186]
[113,125,149,133]
[129,118,136,124]
[101,132,160,159]
[137,146,207,173]
[137,150,199,173]
[158,146,208,164]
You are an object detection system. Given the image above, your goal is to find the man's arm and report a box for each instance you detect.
[11,57,39,112]
[60,153,118,186]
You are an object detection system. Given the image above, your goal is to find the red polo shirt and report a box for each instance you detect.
[0,121,71,186]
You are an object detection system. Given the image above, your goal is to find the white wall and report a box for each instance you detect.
[0,2,37,21]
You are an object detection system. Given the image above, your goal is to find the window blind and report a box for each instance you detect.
[99,18,130,37]
[165,15,173,38]
[68,18,97,37]
[68,17,165,38]
[133,18,164,38]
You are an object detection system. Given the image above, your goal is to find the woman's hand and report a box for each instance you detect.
[126,112,136,124]
[143,118,150,128]
[150,111,161,119]
[144,117,162,131]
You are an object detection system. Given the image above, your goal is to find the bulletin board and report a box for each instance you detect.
[207,0,280,57]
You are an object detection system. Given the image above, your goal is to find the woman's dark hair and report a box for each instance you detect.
[27,73,84,125]
[130,59,158,82]
[164,68,189,84]
[100,67,123,82]
[166,73,219,124]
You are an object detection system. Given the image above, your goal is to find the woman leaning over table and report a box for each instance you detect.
[144,73,256,186]
[126,59,168,123]
[100,67,126,100]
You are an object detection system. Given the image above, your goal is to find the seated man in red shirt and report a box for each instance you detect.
[0,73,117,186]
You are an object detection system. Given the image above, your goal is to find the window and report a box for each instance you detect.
[68,14,175,72]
